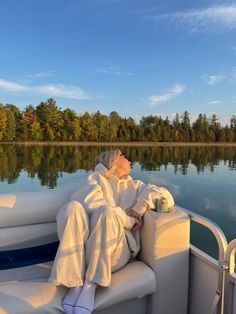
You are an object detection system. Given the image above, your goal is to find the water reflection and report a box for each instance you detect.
[0,144,236,188]
[1,144,236,258]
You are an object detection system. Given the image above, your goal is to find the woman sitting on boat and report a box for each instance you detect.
[49,149,174,314]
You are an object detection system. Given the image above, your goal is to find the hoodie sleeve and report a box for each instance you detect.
[70,173,136,230]
[132,184,175,216]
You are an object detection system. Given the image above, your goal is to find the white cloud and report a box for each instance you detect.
[202,73,225,85]
[0,78,89,100]
[36,84,88,100]
[208,100,223,105]
[203,68,236,84]
[149,84,185,106]
[148,5,236,33]
[97,69,109,74]
[97,69,133,76]
[27,71,55,78]
[0,79,29,92]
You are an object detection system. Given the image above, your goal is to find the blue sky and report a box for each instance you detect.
[0,0,236,125]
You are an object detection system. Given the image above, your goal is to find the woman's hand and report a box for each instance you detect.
[127,209,142,231]
[132,219,142,232]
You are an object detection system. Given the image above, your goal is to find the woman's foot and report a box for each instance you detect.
[74,280,97,314]
[62,286,82,314]
[62,304,74,314]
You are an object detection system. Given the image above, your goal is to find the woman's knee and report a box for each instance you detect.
[95,205,114,218]
[56,200,89,241]
[57,200,87,220]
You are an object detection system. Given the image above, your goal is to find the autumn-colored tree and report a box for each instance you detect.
[0,98,235,143]
[0,105,7,140]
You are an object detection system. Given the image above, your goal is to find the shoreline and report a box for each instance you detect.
[1,141,236,147]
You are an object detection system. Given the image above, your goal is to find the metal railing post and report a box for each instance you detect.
[176,206,228,314]
[224,239,236,314]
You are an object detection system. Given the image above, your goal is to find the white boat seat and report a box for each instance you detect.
[0,261,156,314]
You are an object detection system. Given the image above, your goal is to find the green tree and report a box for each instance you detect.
[192,114,205,141]
[30,122,43,141]
[230,115,236,141]
[181,111,191,141]
[94,111,112,141]
[62,108,81,141]
[5,106,17,141]
[224,125,234,142]
[0,105,7,140]
[36,98,63,140]
[202,114,210,141]
[173,113,181,141]
[18,105,37,141]
[0,100,236,143]
[80,112,98,141]
[72,118,82,141]
[209,114,221,142]
[109,111,123,141]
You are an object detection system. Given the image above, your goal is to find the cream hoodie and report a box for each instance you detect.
[70,163,175,230]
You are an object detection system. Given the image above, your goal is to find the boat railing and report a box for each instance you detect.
[177,206,228,314]
[181,206,228,260]
[225,239,236,275]
[224,239,236,314]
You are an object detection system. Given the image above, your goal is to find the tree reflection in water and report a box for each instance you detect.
[0,144,236,188]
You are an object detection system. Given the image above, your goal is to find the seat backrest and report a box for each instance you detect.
[0,189,74,228]
[0,189,74,269]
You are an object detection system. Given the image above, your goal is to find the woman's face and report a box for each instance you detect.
[116,154,131,178]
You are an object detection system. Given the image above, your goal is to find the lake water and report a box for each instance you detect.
[1,144,236,258]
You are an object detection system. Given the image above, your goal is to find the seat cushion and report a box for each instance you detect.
[0,261,156,314]
[95,261,156,310]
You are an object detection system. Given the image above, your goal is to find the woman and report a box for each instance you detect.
[49,149,174,314]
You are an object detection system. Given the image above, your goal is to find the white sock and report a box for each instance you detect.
[74,280,97,314]
[62,304,74,314]
[63,287,82,314]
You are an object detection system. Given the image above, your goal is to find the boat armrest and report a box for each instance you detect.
[139,207,190,269]
[138,207,190,314]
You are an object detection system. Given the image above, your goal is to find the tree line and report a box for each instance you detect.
[0,98,236,142]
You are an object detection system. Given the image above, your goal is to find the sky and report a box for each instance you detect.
[0,0,236,125]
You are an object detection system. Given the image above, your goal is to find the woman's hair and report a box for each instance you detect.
[95,149,121,174]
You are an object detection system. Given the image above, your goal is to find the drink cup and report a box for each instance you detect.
[155,197,169,213]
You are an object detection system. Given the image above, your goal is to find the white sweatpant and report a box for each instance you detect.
[49,200,131,288]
